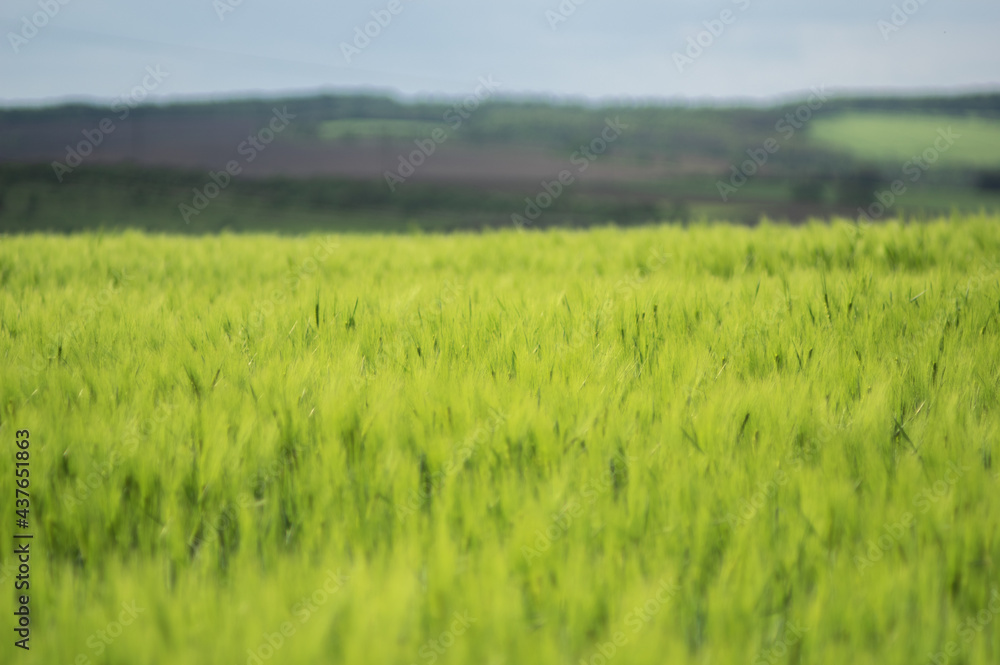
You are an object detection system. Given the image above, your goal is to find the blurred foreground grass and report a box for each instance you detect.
[1,215,999,664]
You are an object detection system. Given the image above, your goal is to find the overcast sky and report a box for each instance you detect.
[1,0,998,107]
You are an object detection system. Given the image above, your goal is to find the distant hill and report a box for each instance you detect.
[2,92,999,233]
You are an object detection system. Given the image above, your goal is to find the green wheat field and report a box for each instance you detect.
[2,216,1000,665]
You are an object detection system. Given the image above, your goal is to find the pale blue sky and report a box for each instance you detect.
[1,0,998,106]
